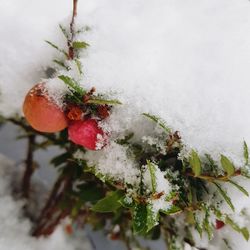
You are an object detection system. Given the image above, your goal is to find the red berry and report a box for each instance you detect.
[23,83,68,133]
[215,219,225,230]
[68,119,106,150]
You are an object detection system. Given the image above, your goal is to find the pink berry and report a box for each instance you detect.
[68,119,106,150]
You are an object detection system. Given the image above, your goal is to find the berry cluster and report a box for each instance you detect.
[23,83,108,150]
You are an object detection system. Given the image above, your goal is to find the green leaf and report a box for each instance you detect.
[72,41,90,49]
[74,58,83,75]
[228,180,249,197]
[50,152,71,167]
[92,190,124,213]
[225,216,249,241]
[194,214,203,237]
[142,113,171,133]
[202,207,213,240]
[58,75,86,96]
[161,205,182,215]
[241,227,250,241]
[59,24,69,40]
[119,195,134,208]
[221,155,235,176]
[45,40,68,57]
[189,150,201,177]
[77,184,103,203]
[244,141,249,165]
[132,203,147,234]
[146,204,159,232]
[53,59,70,70]
[87,98,122,105]
[147,161,157,193]
[213,182,235,211]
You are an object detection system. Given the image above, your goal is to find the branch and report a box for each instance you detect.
[186,170,241,182]
[68,0,78,59]
[22,134,36,198]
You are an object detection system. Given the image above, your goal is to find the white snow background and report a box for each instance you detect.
[1,0,250,249]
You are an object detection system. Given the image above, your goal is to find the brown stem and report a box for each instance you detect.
[68,0,78,59]
[186,170,241,182]
[22,134,36,198]
[32,174,73,237]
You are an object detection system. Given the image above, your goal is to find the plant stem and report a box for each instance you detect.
[68,0,78,59]
[22,134,36,198]
[32,174,73,237]
[186,170,241,182]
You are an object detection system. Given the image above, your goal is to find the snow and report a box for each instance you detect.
[0,154,91,250]
[2,0,250,249]
[83,141,140,185]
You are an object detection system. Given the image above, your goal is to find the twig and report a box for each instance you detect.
[186,170,241,182]
[68,0,78,59]
[22,134,36,198]
[32,174,73,237]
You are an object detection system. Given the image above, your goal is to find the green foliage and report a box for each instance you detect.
[220,155,235,176]
[213,182,235,211]
[50,152,72,167]
[132,203,148,233]
[142,113,171,133]
[244,141,249,165]
[53,59,70,70]
[87,98,122,105]
[214,208,250,241]
[189,150,201,177]
[72,41,89,49]
[146,204,159,232]
[58,75,86,96]
[161,205,182,215]
[92,190,124,213]
[45,40,68,57]
[228,180,249,196]
[59,24,70,40]
[147,160,157,193]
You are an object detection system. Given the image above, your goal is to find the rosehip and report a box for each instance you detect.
[215,219,225,230]
[23,83,68,133]
[68,119,106,150]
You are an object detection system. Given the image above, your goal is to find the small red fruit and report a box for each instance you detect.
[68,119,106,150]
[23,83,68,133]
[215,219,225,230]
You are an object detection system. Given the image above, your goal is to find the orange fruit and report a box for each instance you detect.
[23,83,68,133]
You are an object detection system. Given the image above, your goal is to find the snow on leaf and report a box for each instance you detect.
[132,203,147,234]
[147,160,157,193]
[161,205,182,215]
[146,204,159,232]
